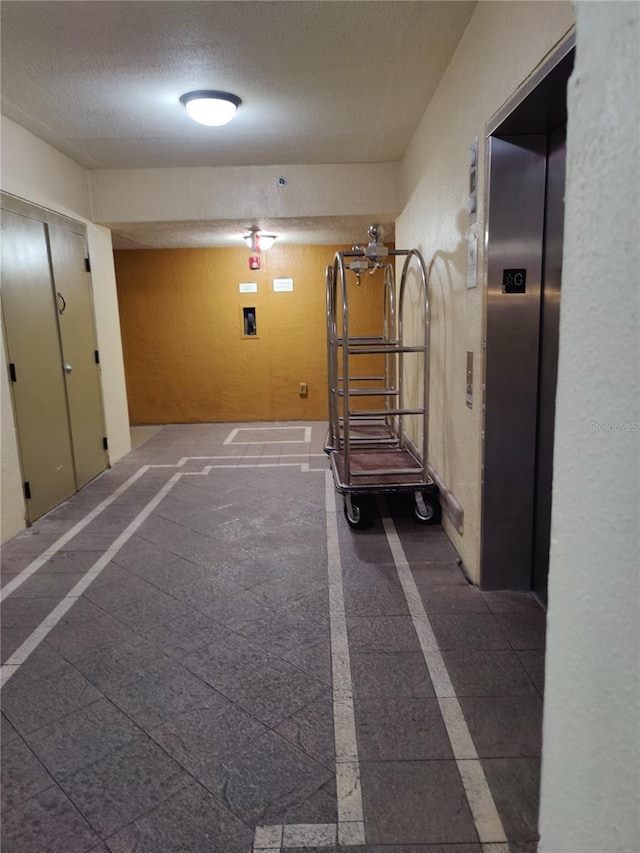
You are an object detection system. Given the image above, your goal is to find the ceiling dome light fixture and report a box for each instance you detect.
[180,90,241,126]
[244,230,277,252]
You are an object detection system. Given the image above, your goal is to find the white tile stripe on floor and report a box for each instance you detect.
[0,468,211,687]
[180,462,311,470]
[187,454,327,459]
[325,470,366,845]
[0,465,151,603]
[223,426,312,445]
[379,502,508,846]
[253,821,368,851]
[2,454,326,680]
[2,456,326,603]
[325,471,365,844]
[254,821,353,851]
[0,455,227,600]
[250,471,367,852]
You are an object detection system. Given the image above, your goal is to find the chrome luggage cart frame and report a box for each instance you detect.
[324,226,440,528]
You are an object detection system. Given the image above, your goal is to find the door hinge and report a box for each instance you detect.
[24,481,31,500]
[103,436,109,451]
[84,257,91,273]
[9,363,17,382]
[94,350,100,364]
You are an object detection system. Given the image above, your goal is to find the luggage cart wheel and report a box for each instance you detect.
[414,490,441,525]
[344,495,367,529]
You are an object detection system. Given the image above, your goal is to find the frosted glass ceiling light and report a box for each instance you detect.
[180,90,241,126]
[244,230,276,252]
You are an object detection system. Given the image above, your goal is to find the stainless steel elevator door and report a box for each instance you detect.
[482,135,547,589]
[532,125,566,605]
[481,46,573,596]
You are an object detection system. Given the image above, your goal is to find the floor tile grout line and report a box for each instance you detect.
[0,470,208,687]
[0,466,152,603]
[40,695,259,847]
[378,501,508,846]
[75,752,200,846]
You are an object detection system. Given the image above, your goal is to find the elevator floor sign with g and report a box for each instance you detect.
[503,268,527,293]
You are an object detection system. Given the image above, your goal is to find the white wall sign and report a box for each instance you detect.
[239,282,258,293]
[273,277,294,292]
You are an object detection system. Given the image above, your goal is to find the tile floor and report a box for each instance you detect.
[0,422,546,853]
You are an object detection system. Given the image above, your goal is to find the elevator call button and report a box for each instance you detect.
[503,269,527,293]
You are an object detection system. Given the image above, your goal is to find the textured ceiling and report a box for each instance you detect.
[108,216,397,250]
[1,0,476,245]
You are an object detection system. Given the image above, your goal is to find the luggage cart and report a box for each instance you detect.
[325,225,440,528]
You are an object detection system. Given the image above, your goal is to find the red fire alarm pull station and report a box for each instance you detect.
[249,255,261,270]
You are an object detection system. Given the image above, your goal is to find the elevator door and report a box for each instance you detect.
[482,136,546,590]
[532,125,566,604]
[482,46,573,596]
[1,209,77,520]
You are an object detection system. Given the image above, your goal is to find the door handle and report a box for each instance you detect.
[64,363,73,374]
[57,292,66,314]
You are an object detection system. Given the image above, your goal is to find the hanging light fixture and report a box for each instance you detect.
[180,90,241,126]
[244,229,277,252]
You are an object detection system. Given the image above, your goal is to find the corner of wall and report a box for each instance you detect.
[1,115,92,220]
[395,0,576,585]
[86,224,131,463]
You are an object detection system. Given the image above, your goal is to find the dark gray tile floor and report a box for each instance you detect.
[1,422,546,853]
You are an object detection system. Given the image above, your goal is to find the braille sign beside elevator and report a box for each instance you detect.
[503,269,527,293]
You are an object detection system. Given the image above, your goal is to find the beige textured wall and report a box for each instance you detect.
[396,1,575,581]
[86,224,131,462]
[90,163,401,226]
[539,2,640,849]
[0,117,92,220]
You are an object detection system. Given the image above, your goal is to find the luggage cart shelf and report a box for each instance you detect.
[330,448,426,491]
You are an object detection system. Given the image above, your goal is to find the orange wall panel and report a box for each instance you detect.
[114,244,355,424]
